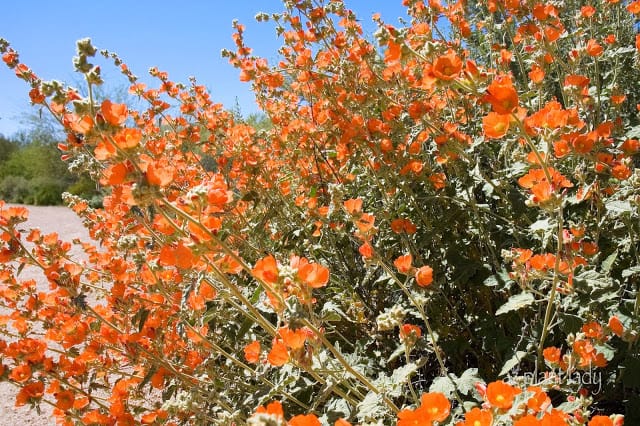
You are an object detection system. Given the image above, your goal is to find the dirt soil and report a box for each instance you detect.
[1,205,92,425]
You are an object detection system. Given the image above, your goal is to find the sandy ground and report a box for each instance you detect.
[0,205,92,425]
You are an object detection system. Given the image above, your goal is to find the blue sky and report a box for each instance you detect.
[0,1,409,137]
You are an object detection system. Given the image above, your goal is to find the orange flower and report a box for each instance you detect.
[15,381,44,407]
[268,340,289,367]
[146,161,174,187]
[244,340,261,363]
[335,419,352,426]
[415,265,433,287]
[589,416,613,426]
[394,254,413,274]
[514,415,540,426]
[399,324,422,340]
[9,364,31,383]
[101,99,128,126]
[289,414,322,426]
[398,392,450,425]
[586,39,603,56]
[391,218,417,234]
[582,321,604,339]
[543,346,562,364]
[432,50,462,81]
[529,64,545,83]
[113,127,142,149]
[278,326,308,350]
[526,386,551,413]
[486,381,520,409]
[298,262,330,288]
[483,112,510,139]
[628,0,640,14]
[81,410,112,425]
[359,242,373,258]
[458,407,493,426]
[63,113,93,135]
[254,401,284,419]
[102,162,128,186]
[54,390,75,411]
[419,392,450,422]
[484,76,519,114]
[608,315,624,337]
[581,5,596,17]
[356,213,376,233]
[343,198,363,214]
[253,255,279,284]
[429,173,447,190]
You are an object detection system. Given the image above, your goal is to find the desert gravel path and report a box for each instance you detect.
[1,205,92,426]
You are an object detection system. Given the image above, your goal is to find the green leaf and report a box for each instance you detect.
[529,219,551,233]
[495,292,535,316]
[321,301,350,322]
[456,368,480,395]
[499,350,528,376]
[429,375,456,399]
[601,250,617,273]
[483,270,513,288]
[605,200,633,216]
[622,266,640,278]
[356,391,388,422]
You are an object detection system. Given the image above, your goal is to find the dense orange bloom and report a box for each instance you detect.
[101,99,128,126]
[518,167,572,203]
[415,265,433,287]
[394,254,413,274]
[483,112,510,139]
[486,381,520,409]
[244,340,261,363]
[334,419,352,426]
[429,173,447,190]
[432,50,462,81]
